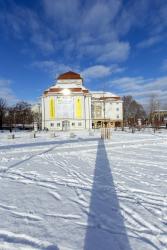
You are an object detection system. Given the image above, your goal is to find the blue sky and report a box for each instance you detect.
[0,0,167,107]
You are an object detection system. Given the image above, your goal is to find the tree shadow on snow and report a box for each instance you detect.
[84,139,132,250]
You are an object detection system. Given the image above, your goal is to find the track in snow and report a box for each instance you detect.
[0,131,167,250]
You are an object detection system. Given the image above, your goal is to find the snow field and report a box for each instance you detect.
[0,130,167,249]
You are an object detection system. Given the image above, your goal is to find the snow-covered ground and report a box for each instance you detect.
[0,129,167,250]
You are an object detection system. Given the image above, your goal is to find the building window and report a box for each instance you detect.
[78,122,82,126]
[50,123,54,127]
[57,123,60,127]
[116,107,119,111]
[72,122,75,126]
[117,115,119,119]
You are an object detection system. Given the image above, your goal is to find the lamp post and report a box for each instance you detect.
[155,100,160,129]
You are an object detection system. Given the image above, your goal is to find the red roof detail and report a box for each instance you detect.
[46,87,89,94]
[57,71,82,80]
[99,96,120,100]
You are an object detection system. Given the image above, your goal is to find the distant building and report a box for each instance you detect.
[42,71,123,130]
[151,110,167,126]
[91,91,123,128]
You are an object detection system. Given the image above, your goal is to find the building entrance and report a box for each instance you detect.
[62,120,70,131]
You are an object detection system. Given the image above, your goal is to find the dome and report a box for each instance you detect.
[57,71,82,80]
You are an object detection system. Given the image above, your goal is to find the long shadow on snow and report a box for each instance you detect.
[84,139,132,250]
[0,137,98,150]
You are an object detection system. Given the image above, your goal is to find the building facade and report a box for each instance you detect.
[42,71,123,130]
[91,91,123,128]
[151,110,167,126]
[42,71,92,131]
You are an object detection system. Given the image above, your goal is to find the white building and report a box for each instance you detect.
[42,71,123,130]
[91,91,123,128]
[42,71,92,130]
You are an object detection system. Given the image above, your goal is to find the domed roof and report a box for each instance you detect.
[57,71,82,80]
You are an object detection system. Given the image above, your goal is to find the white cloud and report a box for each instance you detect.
[161,59,167,71]
[81,64,124,79]
[115,0,151,36]
[32,61,73,77]
[82,0,121,35]
[97,41,130,62]
[110,76,151,91]
[79,41,130,63]
[137,35,163,48]
[43,0,121,36]
[82,65,112,79]
[42,0,129,63]
[0,3,55,53]
[0,79,18,104]
[1,0,167,66]
[109,76,167,106]
[31,34,54,53]
[33,61,124,80]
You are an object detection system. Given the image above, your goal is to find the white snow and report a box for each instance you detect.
[0,129,167,250]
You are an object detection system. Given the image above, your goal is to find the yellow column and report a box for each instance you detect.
[49,97,55,120]
[75,97,82,119]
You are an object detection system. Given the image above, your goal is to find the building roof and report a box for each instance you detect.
[154,110,167,113]
[57,71,82,80]
[91,91,119,98]
[152,109,167,114]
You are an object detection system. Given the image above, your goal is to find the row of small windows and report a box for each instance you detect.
[72,122,82,126]
[50,122,82,127]
[94,106,120,111]
[109,102,120,105]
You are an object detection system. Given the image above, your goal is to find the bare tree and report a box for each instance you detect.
[148,94,160,128]
[0,98,7,129]
[161,102,167,110]
[122,96,146,126]
[5,107,16,129]
[148,94,157,122]
[32,104,42,130]
[14,101,33,128]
